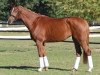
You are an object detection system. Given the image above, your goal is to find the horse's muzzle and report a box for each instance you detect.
[8,16,16,25]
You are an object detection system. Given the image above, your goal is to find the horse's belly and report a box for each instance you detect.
[41,19,71,42]
[46,30,71,42]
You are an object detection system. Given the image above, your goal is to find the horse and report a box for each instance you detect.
[8,5,93,72]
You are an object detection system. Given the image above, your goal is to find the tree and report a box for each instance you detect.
[0,0,100,21]
[0,0,9,20]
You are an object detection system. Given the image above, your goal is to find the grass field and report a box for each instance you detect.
[0,34,100,75]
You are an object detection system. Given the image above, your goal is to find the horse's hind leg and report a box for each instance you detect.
[81,41,93,72]
[72,37,82,71]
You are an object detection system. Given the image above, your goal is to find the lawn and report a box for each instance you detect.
[0,36,100,75]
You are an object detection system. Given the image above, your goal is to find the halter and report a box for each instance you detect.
[10,7,19,20]
[10,14,16,19]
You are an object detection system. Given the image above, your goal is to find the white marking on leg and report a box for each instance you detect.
[38,57,44,72]
[88,56,93,72]
[74,57,81,70]
[43,56,49,67]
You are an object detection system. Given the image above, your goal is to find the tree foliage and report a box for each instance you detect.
[0,0,100,21]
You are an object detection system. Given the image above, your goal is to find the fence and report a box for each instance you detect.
[0,26,100,40]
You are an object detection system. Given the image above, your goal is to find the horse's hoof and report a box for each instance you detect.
[87,69,92,72]
[38,67,48,72]
[72,68,77,73]
[71,68,77,75]
[44,67,48,71]
[87,68,92,72]
[38,68,43,72]
[72,68,77,72]
[88,70,92,72]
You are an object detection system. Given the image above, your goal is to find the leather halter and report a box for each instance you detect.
[10,15,16,19]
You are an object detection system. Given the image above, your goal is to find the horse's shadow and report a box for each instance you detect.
[64,40,100,44]
[0,66,36,70]
[0,66,72,71]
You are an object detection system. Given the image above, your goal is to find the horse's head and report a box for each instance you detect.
[8,5,20,24]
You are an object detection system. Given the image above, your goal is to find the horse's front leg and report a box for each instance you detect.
[36,40,49,72]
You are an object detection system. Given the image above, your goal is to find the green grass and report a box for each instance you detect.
[0,32,29,36]
[91,29,100,32]
[0,37,100,75]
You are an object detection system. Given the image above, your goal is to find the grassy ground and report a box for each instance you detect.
[0,33,100,75]
[0,32,29,36]
[90,28,100,32]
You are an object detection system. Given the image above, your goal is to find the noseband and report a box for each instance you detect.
[10,15,16,19]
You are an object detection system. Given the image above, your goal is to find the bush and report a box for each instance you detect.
[0,0,100,21]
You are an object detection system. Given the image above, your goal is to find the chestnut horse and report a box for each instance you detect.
[8,5,93,72]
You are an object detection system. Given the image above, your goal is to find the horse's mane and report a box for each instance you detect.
[19,6,43,16]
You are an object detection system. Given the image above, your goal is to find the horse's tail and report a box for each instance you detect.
[83,21,90,64]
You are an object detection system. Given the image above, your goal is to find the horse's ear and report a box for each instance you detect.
[10,0,17,8]
[12,0,17,6]
[8,0,17,12]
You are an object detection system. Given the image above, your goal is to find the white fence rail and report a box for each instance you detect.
[89,26,100,30]
[0,26,100,32]
[0,34,99,40]
[0,27,28,32]
[0,36,30,40]
[0,26,100,40]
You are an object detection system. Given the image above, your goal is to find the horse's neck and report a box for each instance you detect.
[20,9,39,31]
